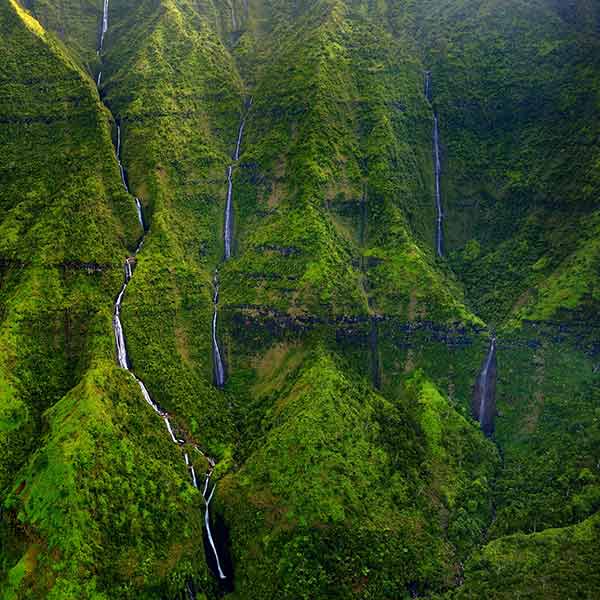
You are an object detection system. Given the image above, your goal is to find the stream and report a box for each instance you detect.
[97,3,228,592]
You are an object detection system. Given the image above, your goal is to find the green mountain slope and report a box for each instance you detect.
[1,0,599,598]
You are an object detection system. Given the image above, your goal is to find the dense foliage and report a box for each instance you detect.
[1,0,598,598]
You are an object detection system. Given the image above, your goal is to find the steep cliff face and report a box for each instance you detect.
[417,0,600,325]
[1,0,599,598]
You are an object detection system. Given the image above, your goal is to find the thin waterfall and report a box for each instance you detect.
[113,280,129,369]
[216,102,252,386]
[211,271,225,387]
[99,0,109,53]
[224,166,234,259]
[99,6,228,587]
[97,71,102,87]
[425,70,444,257]
[203,482,227,579]
[186,582,196,600]
[433,115,444,257]
[424,70,432,102]
[472,337,497,436]
[224,102,251,260]
[135,197,145,230]
[116,124,127,189]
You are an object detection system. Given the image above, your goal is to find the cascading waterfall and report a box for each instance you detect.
[424,70,444,257]
[472,337,498,436]
[109,134,227,579]
[203,478,227,580]
[97,8,227,590]
[116,124,127,188]
[212,103,251,387]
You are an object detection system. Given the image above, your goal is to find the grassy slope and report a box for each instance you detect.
[416,0,600,326]
[1,0,599,598]
[218,346,497,599]
[0,0,135,491]
[448,512,600,600]
[100,0,243,454]
[0,2,211,597]
[211,2,498,597]
[409,1,600,596]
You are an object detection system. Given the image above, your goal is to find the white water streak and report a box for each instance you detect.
[163,416,179,444]
[135,377,163,415]
[204,481,226,579]
[212,309,225,387]
[224,166,234,259]
[113,283,129,369]
[116,125,128,190]
[99,0,109,52]
[433,115,443,257]
[224,110,249,259]
[424,70,431,102]
[135,198,144,230]
[478,338,496,425]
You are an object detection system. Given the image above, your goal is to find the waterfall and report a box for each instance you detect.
[135,377,163,415]
[212,311,225,388]
[224,166,234,260]
[113,281,130,370]
[472,337,498,436]
[99,0,109,52]
[135,198,145,230]
[204,483,227,579]
[186,582,196,600]
[98,6,229,586]
[116,124,128,190]
[425,71,444,257]
[433,115,444,257]
[223,105,251,260]
[424,70,432,102]
[234,114,246,162]
[212,271,226,387]
[217,104,252,384]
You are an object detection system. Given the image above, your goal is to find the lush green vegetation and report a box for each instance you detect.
[1,0,599,598]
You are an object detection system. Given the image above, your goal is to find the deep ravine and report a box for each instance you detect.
[424,71,444,258]
[472,336,498,436]
[97,3,227,593]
